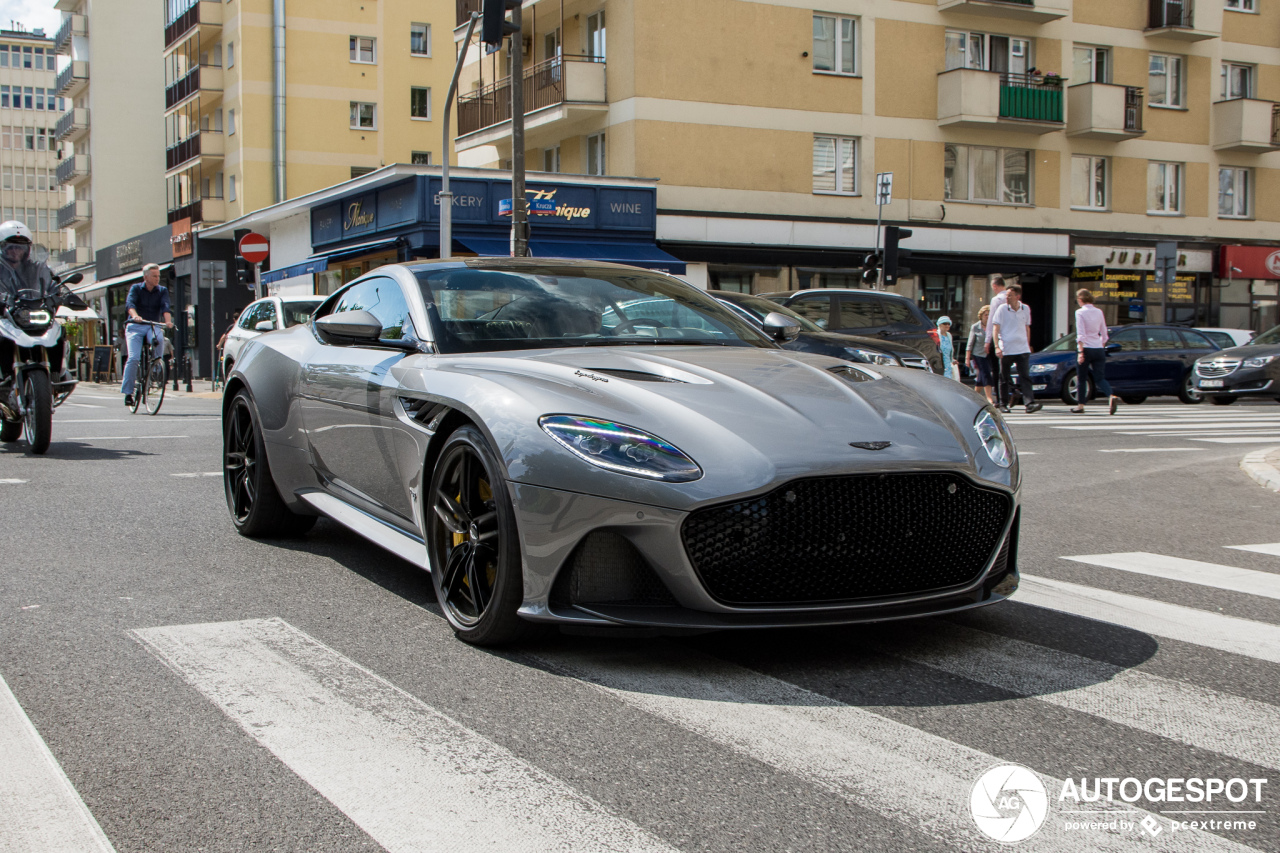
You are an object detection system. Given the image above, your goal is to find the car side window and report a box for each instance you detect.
[1110,328,1142,352]
[789,295,831,329]
[1144,328,1181,350]
[238,302,265,330]
[1183,330,1220,349]
[332,277,416,341]
[838,297,882,330]
[879,298,914,325]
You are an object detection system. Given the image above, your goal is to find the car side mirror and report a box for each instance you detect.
[316,311,381,342]
[254,320,276,332]
[1105,342,1121,354]
[762,312,801,343]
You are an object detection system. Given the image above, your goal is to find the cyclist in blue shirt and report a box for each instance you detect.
[121,263,173,407]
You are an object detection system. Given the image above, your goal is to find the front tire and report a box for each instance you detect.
[224,391,317,537]
[145,359,166,415]
[1060,370,1092,406]
[22,372,51,454]
[1210,395,1238,406]
[427,425,532,646]
[1178,372,1204,405]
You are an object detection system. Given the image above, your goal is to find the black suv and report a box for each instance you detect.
[761,288,944,373]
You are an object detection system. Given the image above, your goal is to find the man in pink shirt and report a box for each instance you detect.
[1073,288,1120,415]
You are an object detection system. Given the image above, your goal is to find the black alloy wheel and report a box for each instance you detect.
[145,359,166,415]
[22,372,51,454]
[427,425,531,646]
[1210,395,1238,406]
[224,391,316,537]
[1178,372,1204,404]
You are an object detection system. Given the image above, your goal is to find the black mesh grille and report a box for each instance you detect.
[551,532,678,607]
[682,472,1013,606]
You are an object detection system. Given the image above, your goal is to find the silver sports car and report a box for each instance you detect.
[223,259,1021,645]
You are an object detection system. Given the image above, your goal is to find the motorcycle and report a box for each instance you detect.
[0,244,87,454]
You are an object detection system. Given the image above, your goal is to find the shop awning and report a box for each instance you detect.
[453,236,685,274]
[70,263,173,296]
[310,237,403,263]
[454,236,511,257]
[261,257,329,285]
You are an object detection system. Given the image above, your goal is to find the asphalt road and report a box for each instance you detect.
[1,389,1278,853]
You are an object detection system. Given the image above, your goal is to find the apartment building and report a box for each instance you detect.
[0,26,64,254]
[452,0,1280,347]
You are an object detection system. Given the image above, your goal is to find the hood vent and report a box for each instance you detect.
[587,368,686,383]
[828,365,879,383]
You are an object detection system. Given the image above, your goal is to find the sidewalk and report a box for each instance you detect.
[75,380,223,400]
[1241,447,1280,493]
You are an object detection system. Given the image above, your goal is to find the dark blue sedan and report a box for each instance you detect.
[1019,325,1221,405]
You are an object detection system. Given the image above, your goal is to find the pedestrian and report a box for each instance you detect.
[1072,288,1120,415]
[968,305,995,404]
[937,316,959,380]
[983,275,1010,405]
[990,283,1042,414]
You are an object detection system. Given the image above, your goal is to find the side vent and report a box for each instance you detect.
[398,398,449,430]
[551,532,678,608]
[587,369,686,383]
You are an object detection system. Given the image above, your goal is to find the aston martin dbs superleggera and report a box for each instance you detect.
[223,259,1021,645]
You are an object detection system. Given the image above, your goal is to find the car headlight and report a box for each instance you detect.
[1244,355,1277,368]
[1029,363,1056,374]
[843,347,899,366]
[974,408,1015,468]
[539,415,702,482]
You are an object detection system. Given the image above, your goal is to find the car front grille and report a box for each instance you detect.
[1196,359,1240,378]
[681,472,1013,606]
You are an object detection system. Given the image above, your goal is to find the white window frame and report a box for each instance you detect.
[944,144,1034,206]
[812,134,859,195]
[1070,155,1109,210]
[812,14,858,76]
[410,23,431,57]
[1072,44,1110,84]
[1224,0,1257,11]
[586,11,606,61]
[1218,167,1251,218]
[543,145,561,173]
[1220,62,1254,99]
[1148,53,1184,108]
[350,36,376,65]
[586,132,606,176]
[410,87,431,121]
[1147,161,1183,215]
[350,101,377,130]
[945,30,1030,73]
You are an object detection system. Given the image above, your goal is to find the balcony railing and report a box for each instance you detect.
[165,0,222,49]
[1125,86,1144,132]
[56,154,90,185]
[55,14,85,54]
[58,246,93,267]
[459,56,605,136]
[166,67,200,109]
[167,134,201,170]
[1149,0,1193,28]
[58,200,91,229]
[999,72,1063,123]
[56,61,89,97]
[168,199,202,225]
[456,0,482,27]
[55,107,90,141]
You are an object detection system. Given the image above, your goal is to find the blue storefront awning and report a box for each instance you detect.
[454,237,512,257]
[312,237,404,263]
[261,257,329,285]
[453,236,685,275]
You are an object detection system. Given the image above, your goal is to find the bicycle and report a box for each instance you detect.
[126,319,167,416]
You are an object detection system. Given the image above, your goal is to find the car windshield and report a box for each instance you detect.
[1041,333,1076,353]
[1251,324,1280,346]
[282,300,322,328]
[413,264,773,353]
[719,293,824,333]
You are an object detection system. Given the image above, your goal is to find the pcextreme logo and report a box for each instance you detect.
[971,765,1049,843]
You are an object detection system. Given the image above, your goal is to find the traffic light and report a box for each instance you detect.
[235,258,255,287]
[482,0,520,47]
[861,251,880,286]
[883,226,913,286]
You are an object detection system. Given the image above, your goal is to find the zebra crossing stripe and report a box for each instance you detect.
[1018,575,1280,664]
[1227,543,1280,557]
[533,647,1249,852]
[133,618,674,853]
[1062,553,1280,601]
[876,624,1280,770]
[0,674,117,853]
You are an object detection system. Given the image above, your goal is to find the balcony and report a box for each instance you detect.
[167,197,225,226]
[55,13,86,54]
[55,107,90,142]
[457,56,608,149]
[56,61,89,98]
[165,0,223,52]
[165,130,225,174]
[165,65,223,112]
[1146,0,1218,39]
[1067,84,1144,139]
[938,68,1064,133]
[1211,98,1280,152]
[58,246,93,267]
[937,0,1069,23]
[56,154,90,187]
[58,200,91,229]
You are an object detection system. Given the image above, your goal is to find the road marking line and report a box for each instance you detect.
[1063,553,1280,600]
[1227,543,1280,557]
[533,647,1244,852]
[878,624,1280,770]
[1054,422,1280,431]
[170,472,221,478]
[1192,437,1280,444]
[64,436,190,441]
[62,402,104,408]
[0,478,28,484]
[50,419,130,423]
[1019,575,1280,664]
[134,618,674,853]
[0,673,117,853]
[1097,448,1204,453]
[1121,431,1280,437]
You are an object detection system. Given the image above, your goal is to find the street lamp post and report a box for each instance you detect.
[439,12,480,261]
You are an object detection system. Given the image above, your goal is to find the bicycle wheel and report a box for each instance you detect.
[145,357,166,415]
[130,359,144,414]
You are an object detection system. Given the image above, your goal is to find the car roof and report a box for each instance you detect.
[759,288,913,301]
[1194,327,1252,334]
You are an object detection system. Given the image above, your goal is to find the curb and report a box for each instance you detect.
[1240,448,1280,493]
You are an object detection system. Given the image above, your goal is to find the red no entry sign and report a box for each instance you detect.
[238,232,270,264]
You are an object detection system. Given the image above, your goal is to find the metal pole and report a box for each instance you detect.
[208,265,215,383]
[272,0,287,203]
[441,12,479,260]
[874,197,883,290]
[510,3,528,257]
[254,261,262,300]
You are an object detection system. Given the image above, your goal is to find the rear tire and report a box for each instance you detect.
[224,390,317,537]
[1177,372,1204,405]
[1121,396,1146,405]
[1060,371,1092,406]
[1210,395,1238,406]
[22,371,51,455]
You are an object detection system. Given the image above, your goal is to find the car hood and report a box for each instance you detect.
[1199,342,1280,360]
[798,330,923,358]
[398,345,1013,510]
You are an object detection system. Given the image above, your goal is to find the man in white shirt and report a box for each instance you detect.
[990,283,1042,414]
[983,276,1010,406]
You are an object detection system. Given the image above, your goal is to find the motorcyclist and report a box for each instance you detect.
[0,220,55,391]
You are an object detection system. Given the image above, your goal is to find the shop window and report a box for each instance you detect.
[823,273,861,289]
[813,14,857,75]
[711,272,752,294]
[813,135,857,195]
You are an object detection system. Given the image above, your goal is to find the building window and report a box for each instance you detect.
[812,135,857,194]
[587,11,606,61]
[350,101,377,129]
[1070,156,1108,210]
[410,87,431,119]
[1147,161,1183,214]
[1219,167,1251,218]
[350,36,376,64]
[945,31,1029,73]
[229,175,237,202]
[1221,62,1254,99]
[227,108,236,134]
[944,144,1032,204]
[0,47,7,67]
[1225,0,1256,10]
[711,272,752,294]
[411,151,432,165]
[351,166,375,178]
[813,14,857,75]
[1149,54,1184,107]
[586,132,606,176]
[410,23,430,56]
[227,41,235,68]
[543,146,560,172]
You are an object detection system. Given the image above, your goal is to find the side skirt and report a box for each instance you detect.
[298,491,427,568]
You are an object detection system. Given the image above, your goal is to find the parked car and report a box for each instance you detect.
[1193,323,1280,405]
[711,291,933,370]
[759,288,944,373]
[1020,324,1220,405]
[1194,327,1255,349]
[223,296,323,374]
